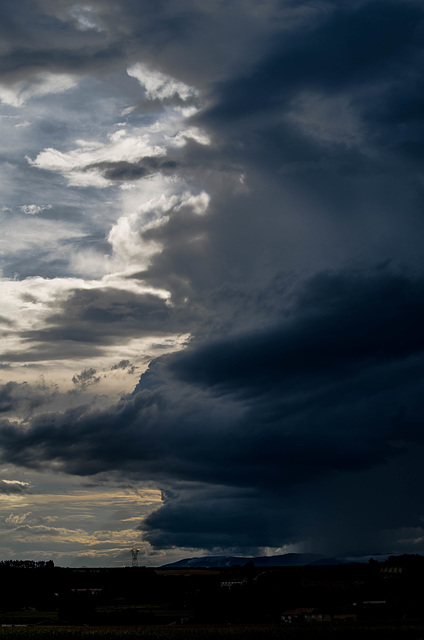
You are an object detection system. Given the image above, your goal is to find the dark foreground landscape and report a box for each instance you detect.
[1,555,424,638]
[2,624,424,640]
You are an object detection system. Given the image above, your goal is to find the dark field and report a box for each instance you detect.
[1,558,424,634]
[2,624,424,640]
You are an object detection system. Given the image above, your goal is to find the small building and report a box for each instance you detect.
[220,579,247,588]
[281,607,317,623]
[281,607,357,623]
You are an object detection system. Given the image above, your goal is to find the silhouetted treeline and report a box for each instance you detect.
[0,559,54,569]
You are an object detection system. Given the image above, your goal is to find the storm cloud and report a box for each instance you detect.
[0,0,424,564]
[1,267,424,554]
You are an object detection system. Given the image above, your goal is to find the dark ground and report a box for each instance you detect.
[0,555,423,628]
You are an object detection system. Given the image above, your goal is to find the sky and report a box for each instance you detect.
[0,0,424,567]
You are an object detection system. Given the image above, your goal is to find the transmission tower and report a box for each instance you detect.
[131,548,140,567]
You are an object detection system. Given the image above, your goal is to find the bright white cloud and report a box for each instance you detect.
[27,131,165,187]
[0,72,78,107]
[28,111,209,188]
[121,105,136,116]
[176,191,210,215]
[69,4,103,31]
[166,126,210,147]
[2,479,30,487]
[127,63,198,102]
[108,188,210,271]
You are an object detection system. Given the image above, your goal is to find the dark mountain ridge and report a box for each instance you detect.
[161,552,391,568]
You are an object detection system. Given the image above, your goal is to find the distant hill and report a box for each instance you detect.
[161,552,389,568]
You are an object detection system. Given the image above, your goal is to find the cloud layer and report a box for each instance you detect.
[2,268,424,555]
[0,0,424,564]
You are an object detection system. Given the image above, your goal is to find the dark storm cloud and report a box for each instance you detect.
[56,0,287,86]
[0,0,122,84]
[1,268,424,552]
[142,487,297,551]
[202,1,422,125]
[0,45,123,82]
[130,3,424,318]
[2,0,424,559]
[87,157,179,182]
[2,0,421,109]
[186,0,424,218]
[169,270,424,394]
[0,0,283,88]
[0,342,105,363]
[0,381,57,417]
[10,289,178,361]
